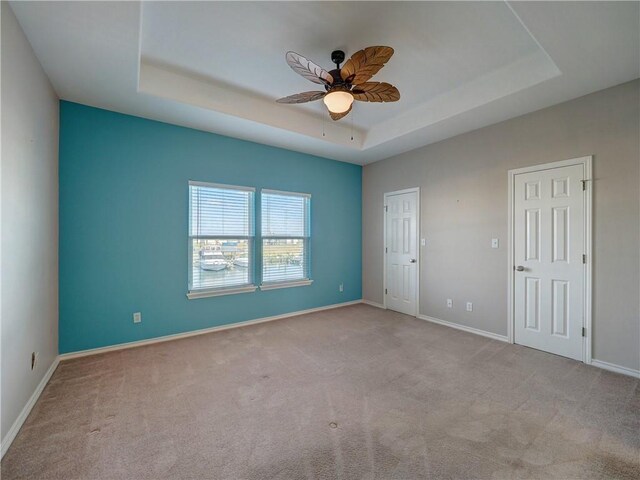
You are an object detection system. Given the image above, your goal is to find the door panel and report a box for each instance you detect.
[551,280,569,336]
[525,209,540,260]
[386,191,417,316]
[514,164,584,360]
[552,207,569,262]
[525,277,540,331]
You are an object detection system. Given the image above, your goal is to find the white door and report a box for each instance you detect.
[385,190,418,316]
[514,164,585,360]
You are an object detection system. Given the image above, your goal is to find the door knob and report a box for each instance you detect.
[515,265,525,271]
[409,259,417,263]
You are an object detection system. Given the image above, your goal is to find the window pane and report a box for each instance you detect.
[190,185,254,237]
[262,192,309,237]
[262,239,307,283]
[190,239,252,291]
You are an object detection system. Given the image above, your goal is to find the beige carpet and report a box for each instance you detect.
[2,304,639,479]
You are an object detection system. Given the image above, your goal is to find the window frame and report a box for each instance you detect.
[260,189,313,290]
[187,181,257,299]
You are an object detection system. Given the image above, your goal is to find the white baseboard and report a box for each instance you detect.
[591,359,640,379]
[59,300,364,360]
[362,299,385,309]
[417,314,509,343]
[2,300,364,458]
[418,315,639,379]
[3,303,637,462]
[1,357,60,459]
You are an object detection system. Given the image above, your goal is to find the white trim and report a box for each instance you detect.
[414,186,421,319]
[591,359,640,379]
[507,156,593,176]
[418,315,640,380]
[260,279,313,291]
[59,300,362,360]
[187,285,257,299]
[261,188,311,198]
[188,180,255,192]
[1,357,60,459]
[418,315,509,343]
[383,187,420,316]
[583,157,593,363]
[384,187,422,196]
[507,164,514,344]
[507,156,593,364]
[362,299,385,309]
[2,304,635,464]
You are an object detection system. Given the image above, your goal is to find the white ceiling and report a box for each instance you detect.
[141,1,541,129]
[10,1,639,165]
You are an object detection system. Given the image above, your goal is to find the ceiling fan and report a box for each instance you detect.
[276,47,400,121]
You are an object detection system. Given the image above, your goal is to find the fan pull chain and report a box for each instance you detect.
[322,110,326,137]
[351,107,354,141]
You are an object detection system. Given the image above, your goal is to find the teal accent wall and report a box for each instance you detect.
[59,102,362,354]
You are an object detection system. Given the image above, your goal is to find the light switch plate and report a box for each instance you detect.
[421,238,426,247]
[133,312,142,323]
[491,238,499,249]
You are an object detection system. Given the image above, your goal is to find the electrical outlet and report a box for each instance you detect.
[339,283,344,292]
[133,312,142,324]
[31,352,38,370]
[491,238,499,249]
[447,299,453,308]
[466,302,473,312]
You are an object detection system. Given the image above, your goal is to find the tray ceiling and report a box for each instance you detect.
[10,1,639,164]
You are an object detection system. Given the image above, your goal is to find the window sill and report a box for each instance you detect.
[260,279,314,291]
[187,285,257,300]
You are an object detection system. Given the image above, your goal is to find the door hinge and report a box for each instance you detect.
[385,247,388,253]
[385,288,388,295]
[582,327,587,337]
[384,205,388,212]
[582,254,586,264]
[581,179,587,191]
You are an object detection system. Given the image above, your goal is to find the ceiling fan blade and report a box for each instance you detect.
[286,52,333,85]
[340,46,394,84]
[276,91,326,104]
[351,82,400,102]
[329,104,352,121]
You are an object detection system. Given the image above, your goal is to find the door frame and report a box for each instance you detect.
[383,187,421,316]
[507,156,593,363]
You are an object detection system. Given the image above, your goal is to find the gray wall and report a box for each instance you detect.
[1,3,59,447]
[363,80,639,371]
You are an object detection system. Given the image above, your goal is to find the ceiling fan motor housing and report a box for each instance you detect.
[326,69,350,91]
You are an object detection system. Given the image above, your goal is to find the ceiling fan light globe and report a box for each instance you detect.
[323,91,354,114]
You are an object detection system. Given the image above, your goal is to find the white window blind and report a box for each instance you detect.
[188,181,255,296]
[261,190,311,285]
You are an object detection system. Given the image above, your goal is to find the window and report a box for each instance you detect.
[261,190,312,289]
[188,181,256,299]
